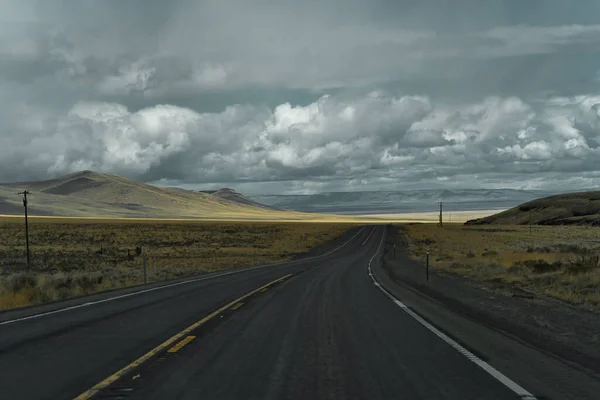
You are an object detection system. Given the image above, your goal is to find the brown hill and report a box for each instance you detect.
[0,171,295,219]
[200,188,279,211]
[465,190,600,226]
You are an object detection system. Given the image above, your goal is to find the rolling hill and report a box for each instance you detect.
[465,190,600,226]
[0,171,298,219]
[200,188,279,211]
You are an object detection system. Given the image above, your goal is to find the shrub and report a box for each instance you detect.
[507,263,530,276]
[564,251,600,275]
[516,259,562,274]
[473,263,506,280]
[1,271,106,305]
[554,244,587,254]
[529,272,560,287]
[2,273,37,292]
[481,250,498,257]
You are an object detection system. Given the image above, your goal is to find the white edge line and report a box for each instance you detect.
[361,226,375,247]
[367,230,537,400]
[0,226,368,326]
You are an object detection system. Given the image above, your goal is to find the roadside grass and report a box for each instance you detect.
[402,223,600,307]
[0,219,353,310]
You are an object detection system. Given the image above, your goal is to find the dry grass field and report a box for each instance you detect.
[403,223,600,307]
[0,217,353,310]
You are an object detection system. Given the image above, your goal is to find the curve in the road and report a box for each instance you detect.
[72,225,526,400]
[3,225,597,399]
[367,232,537,400]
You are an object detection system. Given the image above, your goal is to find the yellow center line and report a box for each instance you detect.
[74,273,293,400]
[167,335,196,353]
[230,302,244,310]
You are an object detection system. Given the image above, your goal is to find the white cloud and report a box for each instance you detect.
[30,102,193,177]
[3,90,600,191]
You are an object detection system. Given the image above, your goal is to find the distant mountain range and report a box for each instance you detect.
[249,189,561,215]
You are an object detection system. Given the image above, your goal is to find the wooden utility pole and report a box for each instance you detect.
[18,191,31,270]
[438,202,443,227]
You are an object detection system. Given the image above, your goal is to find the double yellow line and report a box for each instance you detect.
[75,273,293,400]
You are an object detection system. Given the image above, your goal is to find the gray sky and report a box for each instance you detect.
[2,0,600,194]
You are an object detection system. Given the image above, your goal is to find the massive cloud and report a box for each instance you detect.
[2,91,600,194]
[2,0,600,193]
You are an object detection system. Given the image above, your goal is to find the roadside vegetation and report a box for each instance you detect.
[403,223,600,307]
[0,218,351,310]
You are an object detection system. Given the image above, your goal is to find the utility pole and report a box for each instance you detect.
[18,191,31,271]
[438,202,443,227]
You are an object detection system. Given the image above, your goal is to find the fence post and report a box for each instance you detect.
[426,246,429,282]
[143,254,147,284]
[425,240,430,282]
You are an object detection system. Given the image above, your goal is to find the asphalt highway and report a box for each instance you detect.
[0,225,596,399]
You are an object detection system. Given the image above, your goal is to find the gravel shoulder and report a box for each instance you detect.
[382,225,600,373]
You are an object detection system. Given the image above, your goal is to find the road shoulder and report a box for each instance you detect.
[372,226,600,400]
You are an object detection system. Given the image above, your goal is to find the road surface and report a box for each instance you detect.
[0,225,597,399]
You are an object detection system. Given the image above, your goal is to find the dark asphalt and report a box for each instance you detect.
[0,225,595,399]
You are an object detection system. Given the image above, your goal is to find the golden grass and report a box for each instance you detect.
[0,219,354,309]
[367,210,501,223]
[402,223,600,307]
[0,209,500,225]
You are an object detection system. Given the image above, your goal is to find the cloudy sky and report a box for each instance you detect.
[2,0,600,194]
